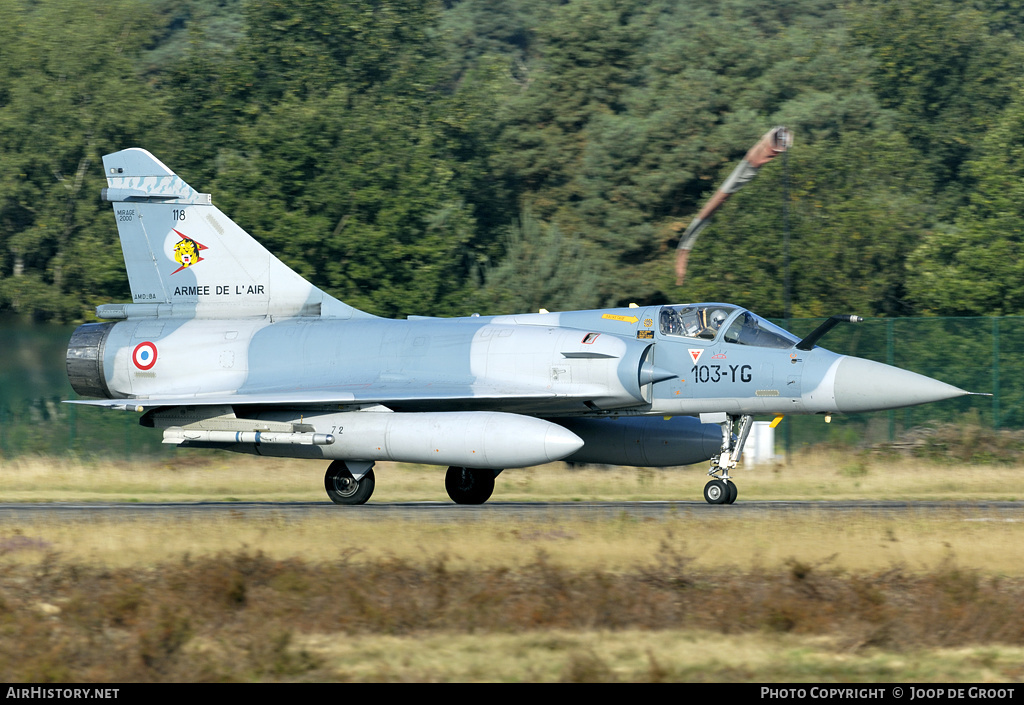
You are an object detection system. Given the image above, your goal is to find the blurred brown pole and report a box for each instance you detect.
[675,126,793,286]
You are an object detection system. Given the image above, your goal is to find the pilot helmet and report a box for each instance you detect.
[660,307,680,334]
[709,309,729,329]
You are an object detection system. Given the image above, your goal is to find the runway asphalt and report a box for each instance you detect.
[0,500,1020,521]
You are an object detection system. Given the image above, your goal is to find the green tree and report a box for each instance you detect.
[475,210,604,314]
[674,131,933,318]
[0,0,170,320]
[848,0,1024,209]
[194,0,489,317]
[908,85,1024,315]
[492,0,907,312]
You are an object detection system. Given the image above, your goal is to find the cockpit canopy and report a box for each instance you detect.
[659,305,733,339]
[658,305,798,349]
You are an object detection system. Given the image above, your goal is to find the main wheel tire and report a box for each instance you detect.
[703,479,728,505]
[725,480,738,504]
[445,466,495,505]
[325,461,375,505]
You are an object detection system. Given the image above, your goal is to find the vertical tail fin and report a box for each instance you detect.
[101,148,366,319]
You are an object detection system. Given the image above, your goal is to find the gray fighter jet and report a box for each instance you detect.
[66,149,972,505]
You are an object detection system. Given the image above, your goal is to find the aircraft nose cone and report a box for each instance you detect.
[833,356,968,413]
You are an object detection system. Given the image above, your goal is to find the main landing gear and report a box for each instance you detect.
[704,413,753,505]
[325,460,375,505]
[323,462,501,505]
[445,466,498,505]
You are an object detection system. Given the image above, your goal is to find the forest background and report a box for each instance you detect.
[3,0,1024,324]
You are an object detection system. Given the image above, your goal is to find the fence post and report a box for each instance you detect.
[68,399,76,451]
[887,318,895,441]
[992,316,1000,429]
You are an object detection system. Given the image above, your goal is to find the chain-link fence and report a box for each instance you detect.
[771,316,1018,451]
[0,316,1013,458]
[0,319,165,457]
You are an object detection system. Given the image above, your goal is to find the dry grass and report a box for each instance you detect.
[3,511,1024,576]
[3,450,1024,681]
[2,448,1024,503]
[294,631,1024,682]
[3,548,1024,682]
[3,448,1024,575]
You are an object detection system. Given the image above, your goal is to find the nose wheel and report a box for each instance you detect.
[704,478,737,504]
[704,413,752,504]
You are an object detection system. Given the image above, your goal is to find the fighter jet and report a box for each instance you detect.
[66,149,972,505]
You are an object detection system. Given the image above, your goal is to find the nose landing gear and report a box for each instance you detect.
[703,478,737,504]
[704,413,752,504]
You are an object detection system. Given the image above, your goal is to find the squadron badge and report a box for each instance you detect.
[170,229,208,274]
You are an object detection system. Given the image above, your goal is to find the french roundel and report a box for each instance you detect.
[132,341,158,370]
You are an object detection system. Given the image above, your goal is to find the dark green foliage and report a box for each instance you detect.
[685,131,931,317]
[908,84,1024,316]
[2,0,1024,320]
[474,210,605,314]
[0,0,172,321]
[848,0,1023,202]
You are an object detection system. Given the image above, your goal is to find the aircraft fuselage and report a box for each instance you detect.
[71,304,960,420]
[66,148,974,505]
